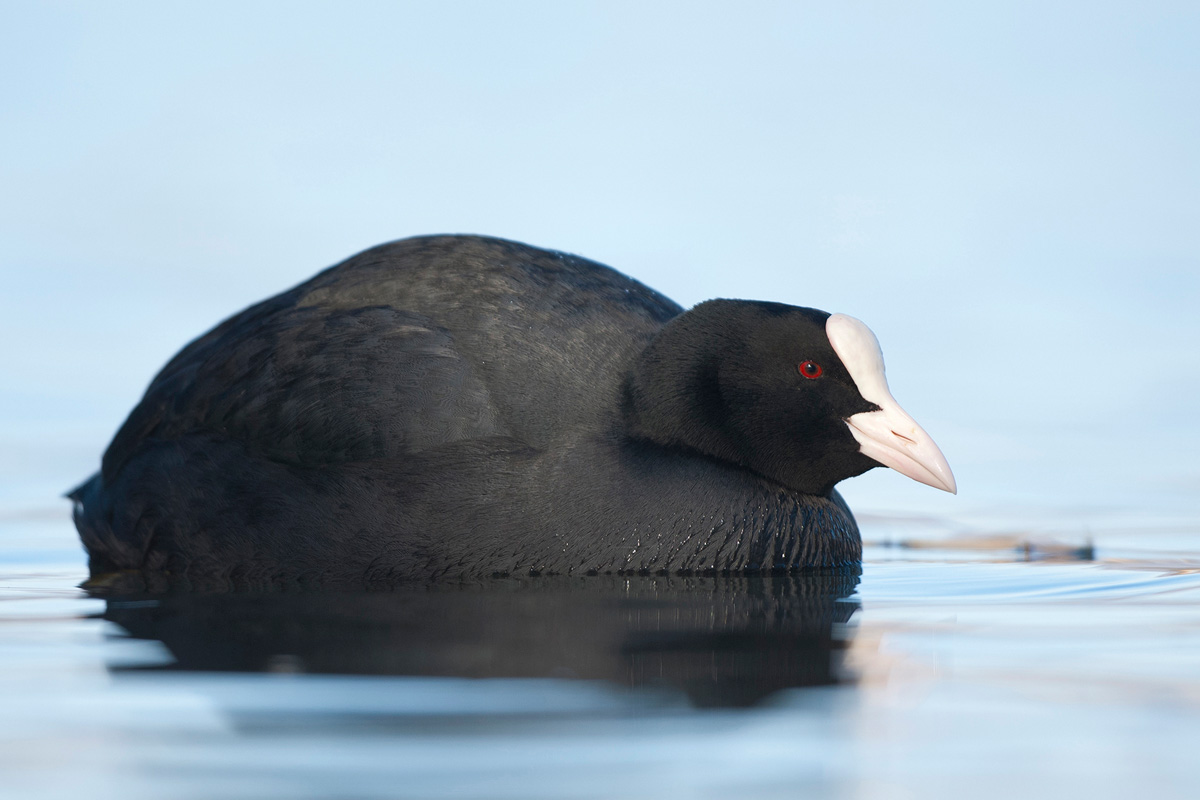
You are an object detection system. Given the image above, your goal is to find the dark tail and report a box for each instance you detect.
[65,476,95,503]
[67,472,132,580]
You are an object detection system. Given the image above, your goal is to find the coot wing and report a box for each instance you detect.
[287,236,685,447]
[102,235,684,480]
[102,304,506,480]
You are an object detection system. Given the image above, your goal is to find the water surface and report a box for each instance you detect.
[3,507,1200,800]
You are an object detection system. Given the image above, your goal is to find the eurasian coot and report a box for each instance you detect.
[71,235,954,587]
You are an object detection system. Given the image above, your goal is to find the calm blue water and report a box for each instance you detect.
[4,496,1200,800]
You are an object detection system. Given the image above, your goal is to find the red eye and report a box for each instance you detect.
[798,360,822,379]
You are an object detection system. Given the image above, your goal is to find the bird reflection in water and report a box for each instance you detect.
[96,572,860,708]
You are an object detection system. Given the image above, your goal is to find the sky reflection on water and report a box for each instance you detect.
[4,525,1200,800]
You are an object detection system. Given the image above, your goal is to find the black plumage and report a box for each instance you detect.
[71,235,883,588]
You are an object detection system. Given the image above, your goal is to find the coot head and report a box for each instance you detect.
[625,300,955,497]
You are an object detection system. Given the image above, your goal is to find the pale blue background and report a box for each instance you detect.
[2,1,1197,531]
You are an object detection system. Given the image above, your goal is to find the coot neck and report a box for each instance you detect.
[621,312,748,473]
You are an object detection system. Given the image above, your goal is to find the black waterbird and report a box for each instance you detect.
[70,235,954,588]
